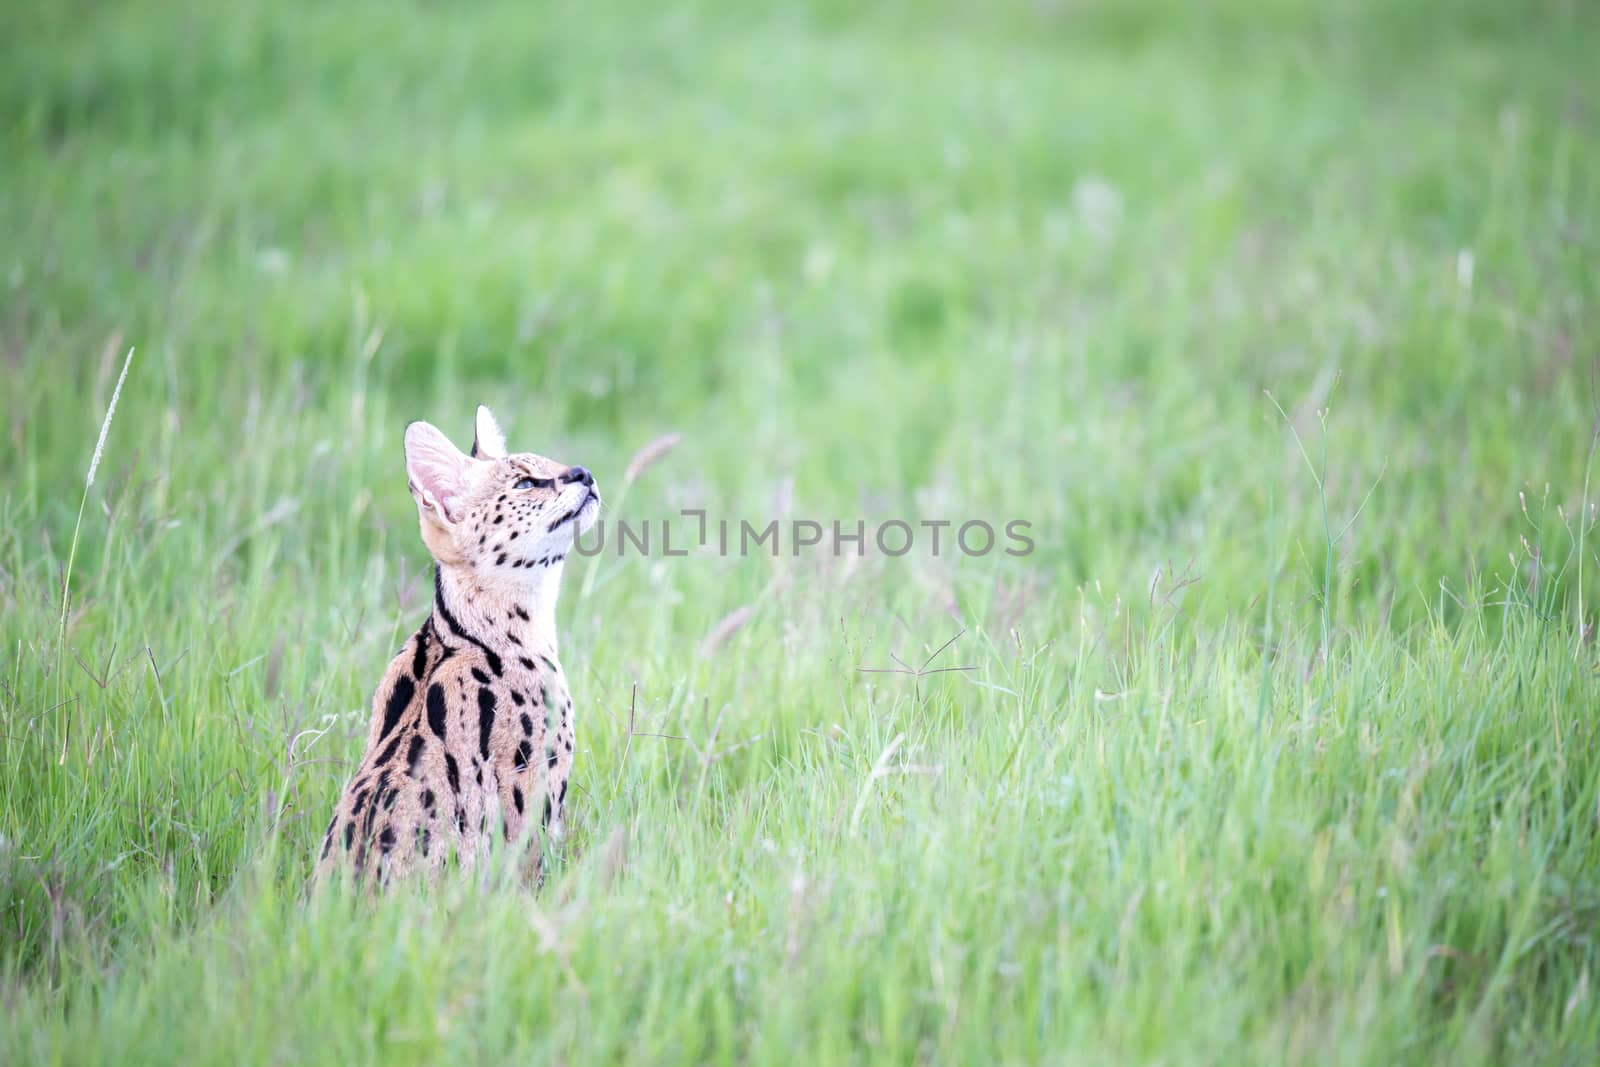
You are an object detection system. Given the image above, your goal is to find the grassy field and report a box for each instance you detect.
[3,0,1598,1062]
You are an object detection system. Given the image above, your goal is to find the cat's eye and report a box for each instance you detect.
[514,477,536,490]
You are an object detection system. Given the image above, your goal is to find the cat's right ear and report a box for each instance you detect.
[404,421,472,524]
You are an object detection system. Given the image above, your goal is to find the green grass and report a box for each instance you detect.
[3,0,1598,1061]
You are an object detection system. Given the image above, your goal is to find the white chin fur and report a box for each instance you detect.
[577,497,600,533]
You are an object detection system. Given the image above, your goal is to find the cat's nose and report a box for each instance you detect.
[562,465,594,487]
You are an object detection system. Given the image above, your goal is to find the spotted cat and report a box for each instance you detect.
[315,405,599,887]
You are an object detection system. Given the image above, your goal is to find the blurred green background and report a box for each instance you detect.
[2,0,1597,1062]
[3,0,1595,585]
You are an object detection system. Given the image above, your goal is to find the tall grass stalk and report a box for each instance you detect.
[53,346,135,719]
[1577,425,1596,652]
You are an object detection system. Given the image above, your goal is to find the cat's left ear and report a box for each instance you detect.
[472,404,508,460]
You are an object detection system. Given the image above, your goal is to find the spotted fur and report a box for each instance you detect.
[315,406,598,888]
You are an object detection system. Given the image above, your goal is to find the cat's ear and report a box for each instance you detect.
[405,421,473,524]
[471,404,508,460]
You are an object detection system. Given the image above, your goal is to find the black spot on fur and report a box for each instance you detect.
[379,675,415,741]
[362,772,390,847]
[419,825,432,856]
[445,753,461,794]
[351,790,369,816]
[378,826,396,852]
[383,788,399,811]
[420,788,435,811]
[514,740,534,770]
[412,624,430,679]
[470,667,491,686]
[406,734,426,777]
[511,690,525,707]
[546,748,558,769]
[374,729,404,768]
[427,684,448,739]
[558,779,567,806]
[520,712,533,735]
[513,786,524,814]
[477,688,497,758]
[344,822,355,850]
[514,605,529,620]
[496,553,507,566]
[541,797,552,827]
[519,656,536,671]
